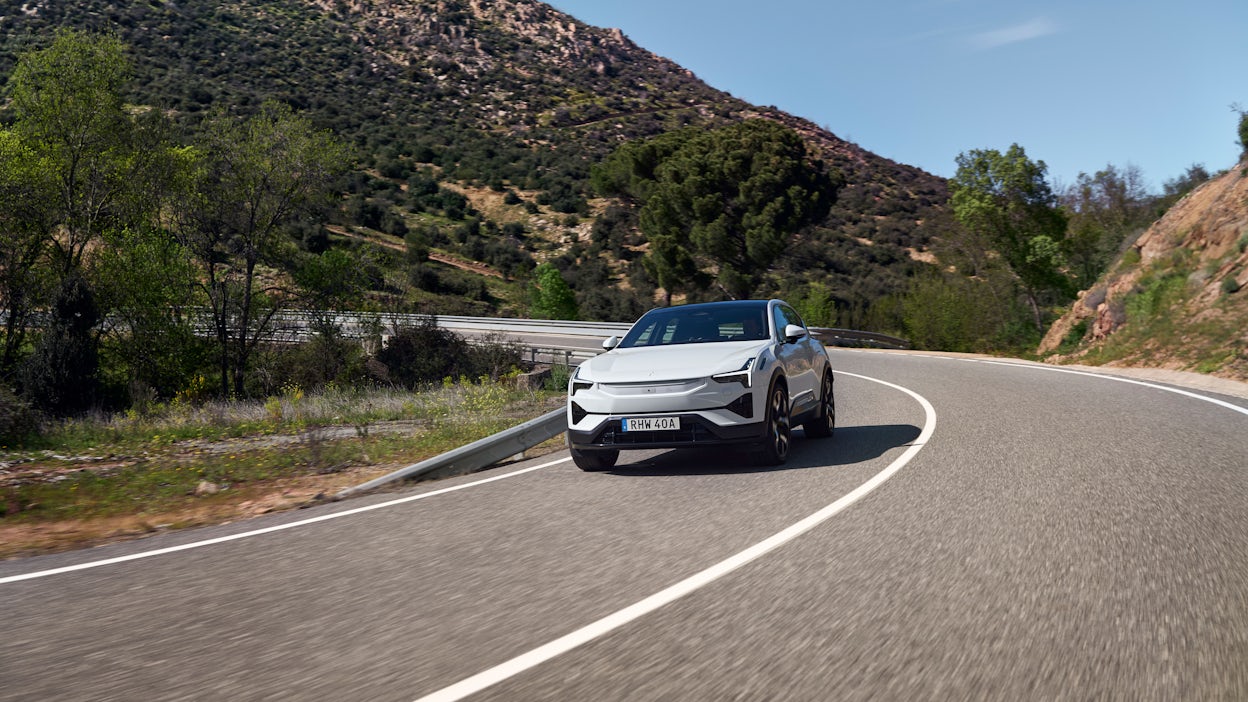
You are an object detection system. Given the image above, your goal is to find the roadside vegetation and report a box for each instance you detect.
[1072,249,1248,375]
[0,374,565,557]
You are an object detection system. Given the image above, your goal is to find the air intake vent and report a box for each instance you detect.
[725,393,753,418]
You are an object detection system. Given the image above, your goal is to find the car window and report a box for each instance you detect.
[620,305,770,348]
[628,318,675,346]
[771,306,788,341]
[780,304,805,330]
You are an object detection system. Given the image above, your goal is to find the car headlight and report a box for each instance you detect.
[570,365,593,395]
[711,358,755,388]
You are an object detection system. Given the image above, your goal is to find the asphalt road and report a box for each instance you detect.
[3,350,1246,701]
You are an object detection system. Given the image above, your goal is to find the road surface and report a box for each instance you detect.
[2,350,1246,700]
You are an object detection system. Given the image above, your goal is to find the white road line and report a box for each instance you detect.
[980,361,1248,417]
[0,457,571,585]
[413,370,936,702]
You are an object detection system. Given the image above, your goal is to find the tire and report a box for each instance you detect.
[755,380,792,466]
[803,371,835,439]
[570,442,619,472]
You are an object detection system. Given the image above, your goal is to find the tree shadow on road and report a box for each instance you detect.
[606,424,923,476]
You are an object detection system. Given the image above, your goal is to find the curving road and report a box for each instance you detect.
[2,350,1246,700]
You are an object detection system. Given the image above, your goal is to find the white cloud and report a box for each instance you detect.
[969,17,1058,50]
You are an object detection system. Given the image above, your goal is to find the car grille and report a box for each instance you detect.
[596,419,716,446]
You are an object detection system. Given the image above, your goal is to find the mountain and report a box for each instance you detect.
[1039,160,1248,381]
[0,0,948,323]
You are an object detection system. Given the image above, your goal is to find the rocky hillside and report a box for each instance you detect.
[1040,161,1248,381]
[0,0,948,322]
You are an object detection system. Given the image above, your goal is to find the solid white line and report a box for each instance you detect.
[980,361,1248,417]
[0,457,571,585]
[413,370,936,702]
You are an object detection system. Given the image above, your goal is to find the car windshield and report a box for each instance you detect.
[618,303,770,348]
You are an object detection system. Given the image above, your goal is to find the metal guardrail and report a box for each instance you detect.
[2,308,908,350]
[277,312,909,350]
[810,327,910,350]
[265,310,633,342]
[333,408,568,499]
[509,344,601,367]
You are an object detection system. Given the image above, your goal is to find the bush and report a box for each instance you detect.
[374,319,464,388]
[464,333,524,380]
[302,225,330,254]
[530,262,579,320]
[409,264,490,300]
[576,285,646,322]
[0,384,42,446]
[374,318,521,389]
[380,210,409,237]
[1126,272,1186,323]
[1058,320,1090,354]
[252,318,369,394]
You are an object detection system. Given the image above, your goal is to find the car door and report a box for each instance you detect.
[775,303,819,414]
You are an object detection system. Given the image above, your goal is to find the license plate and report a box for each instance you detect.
[621,416,680,432]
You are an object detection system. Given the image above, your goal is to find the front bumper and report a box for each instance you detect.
[567,412,766,450]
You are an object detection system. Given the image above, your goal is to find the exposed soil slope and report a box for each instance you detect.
[1040,161,1248,381]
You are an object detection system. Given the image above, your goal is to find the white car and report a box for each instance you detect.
[566,299,835,471]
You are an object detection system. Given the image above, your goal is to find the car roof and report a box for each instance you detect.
[642,299,774,315]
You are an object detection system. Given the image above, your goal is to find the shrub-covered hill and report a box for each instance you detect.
[0,0,949,323]
[1038,159,1248,382]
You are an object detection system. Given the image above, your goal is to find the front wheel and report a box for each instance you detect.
[570,441,619,471]
[755,381,792,466]
[803,371,835,439]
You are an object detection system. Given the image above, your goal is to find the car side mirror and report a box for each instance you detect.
[602,335,619,350]
[783,324,807,343]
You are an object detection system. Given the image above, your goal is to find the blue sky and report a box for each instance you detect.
[549,0,1247,193]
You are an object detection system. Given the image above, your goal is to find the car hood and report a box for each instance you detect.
[580,341,766,383]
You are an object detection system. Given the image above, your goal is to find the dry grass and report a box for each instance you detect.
[1,382,565,558]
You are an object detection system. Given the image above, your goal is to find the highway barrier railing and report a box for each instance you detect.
[333,407,568,499]
[4,309,909,350]
[809,327,910,350]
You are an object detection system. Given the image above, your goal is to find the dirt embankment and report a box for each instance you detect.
[1040,162,1248,381]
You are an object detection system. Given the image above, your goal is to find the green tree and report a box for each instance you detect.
[1161,164,1211,201]
[94,226,206,400]
[589,128,691,205]
[1060,163,1152,288]
[6,29,134,274]
[294,248,369,309]
[950,144,1070,330]
[1234,104,1248,160]
[901,272,1028,352]
[0,131,56,375]
[595,120,838,301]
[174,101,350,397]
[791,281,838,327]
[530,262,580,320]
[3,29,186,407]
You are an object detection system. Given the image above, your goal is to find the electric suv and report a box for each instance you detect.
[566,299,835,471]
